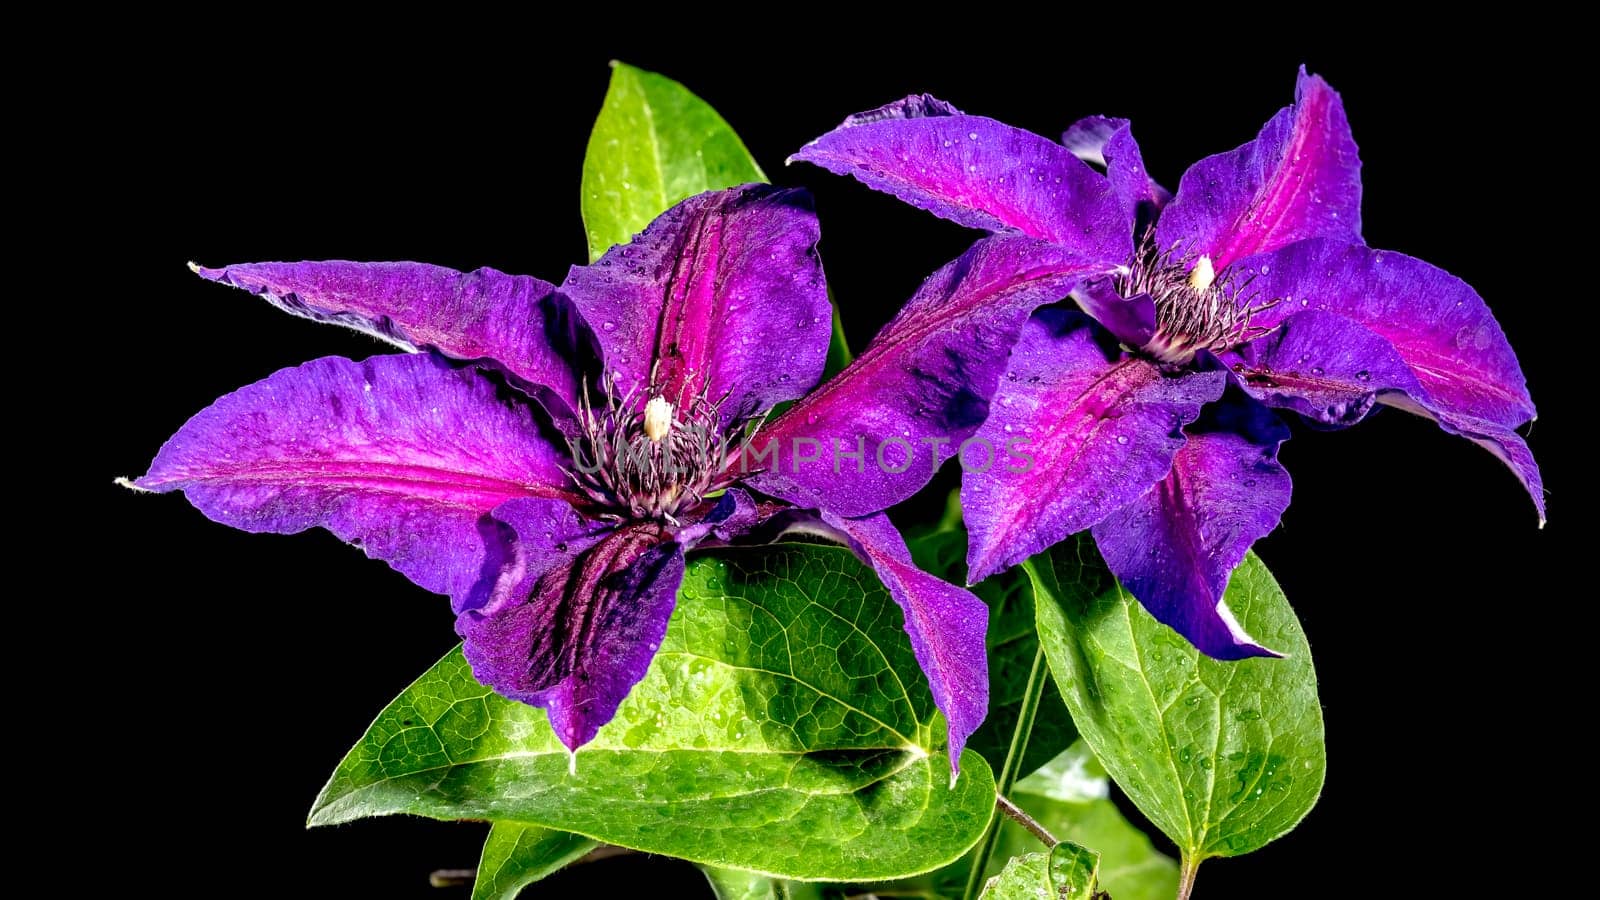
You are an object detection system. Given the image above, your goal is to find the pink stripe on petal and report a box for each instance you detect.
[963,310,1225,583]
[133,353,575,605]
[1157,68,1362,270]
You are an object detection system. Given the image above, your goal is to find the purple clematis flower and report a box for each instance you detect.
[126,184,1109,764]
[794,70,1543,658]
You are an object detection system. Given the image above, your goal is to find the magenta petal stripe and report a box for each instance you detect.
[1223,309,1427,427]
[1239,238,1534,428]
[747,236,1114,517]
[560,184,830,425]
[132,353,576,604]
[1155,68,1362,270]
[963,310,1227,583]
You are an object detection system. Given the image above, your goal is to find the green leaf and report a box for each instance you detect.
[471,824,596,900]
[581,61,766,261]
[824,302,853,380]
[1007,744,1178,900]
[1047,842,1103,900]
[894,742,1176,900]
[701,866,778,900]
[977,852,1051,900]
[977,841,1100,900]
[908,494,1075,777]
[701,866,830,900]
[311,544,996,881]
[1029,538,1326,874]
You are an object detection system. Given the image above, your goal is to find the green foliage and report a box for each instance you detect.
[581,62,765,261]
[471,824,596,900]
[312,545,996,881]
[1029,537,1325,880]
[977,840,1099,900]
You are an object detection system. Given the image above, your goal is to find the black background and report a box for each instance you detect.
[98,32,1572,899]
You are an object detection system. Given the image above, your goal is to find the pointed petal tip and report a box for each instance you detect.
[965,535,1027,586]
[1210,600,1284,660]
[185,260,200,274]
[114,475,152,493]
[1295,65,1338,97]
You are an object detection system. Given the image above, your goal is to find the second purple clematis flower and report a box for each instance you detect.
[795,70,1543,658]
[126,184,1103,764]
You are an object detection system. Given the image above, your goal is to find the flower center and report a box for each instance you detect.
[569,382,739,523]
[1117,238,1276,366]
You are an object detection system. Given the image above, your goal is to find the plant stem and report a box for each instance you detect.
[996,794,1057,847]
[1175,855,1201,900]
[960,644,1050,900]
[427,869,475,888]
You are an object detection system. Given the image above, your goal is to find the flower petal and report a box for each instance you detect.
[1156,68,1362,271]
[745,236,1113,516]
[792,95,1126,258]
[963,310,1226,582]
[1225,309,1425,426]
[1231,294,1545,520]
[1240,238,1535,427]
[461,497,616,615]
[560,185,829,426]
[1071,279,1157,348]
[458,522,684,752]
[1061,116,1170,220]
[195,261,586,414]
[1090,396,1290,659]
[806,511,989,770]
[130,353,575,606]
[674,487,772,548]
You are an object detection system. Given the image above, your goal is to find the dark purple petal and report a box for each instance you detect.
[129,353,577,606]
[461,497,615,616]
[1071,279,1157,348]
[1156,68,1362,271]
[812,511,988,770]
[1240,238,1535,428]
[963,310,1226,583]
[792,97,1127,258]
[1224,309,1425,426]
[674,487,767,547]
[195,261,586,413]
[1381,394,1547,524]
[458,522,685,752]
[1061,116,1170,218]
[1090,397,1290,659]
[744,236,1114,516]
[560,185,829,426]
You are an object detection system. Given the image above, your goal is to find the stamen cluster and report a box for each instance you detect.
[1119,238,1278,366]
[570,381,739,522]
